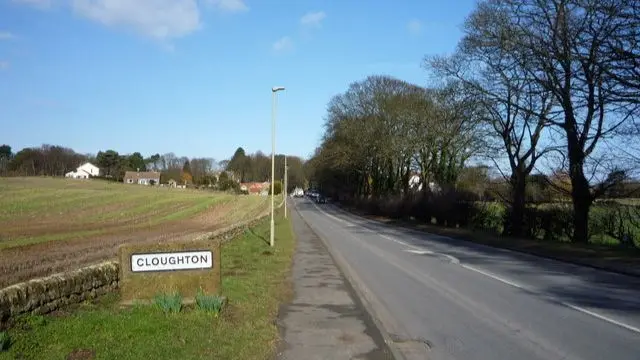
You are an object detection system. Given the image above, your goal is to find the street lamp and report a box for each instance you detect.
[270,86,285,247]
[284,156,288,219]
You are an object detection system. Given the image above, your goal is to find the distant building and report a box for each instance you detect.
[123,171,161,185]
[408,173,439,193]
[65,162,100,179]
[240,182,270,195]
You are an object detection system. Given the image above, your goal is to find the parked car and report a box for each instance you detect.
[292,187,304,197]
[315,194,326,204]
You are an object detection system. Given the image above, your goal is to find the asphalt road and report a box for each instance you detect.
[293,198,640,360]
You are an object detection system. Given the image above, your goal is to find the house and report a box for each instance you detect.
[408,173,440,193]
[240,182,270,195]
[65,162,100,179]
[123,171,161,185]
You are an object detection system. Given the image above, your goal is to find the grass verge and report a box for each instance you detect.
[0,211,295,360]
[339,205,640,277]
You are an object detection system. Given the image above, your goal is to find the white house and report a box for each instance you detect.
[408,173,440,193]
[65,162,100,179]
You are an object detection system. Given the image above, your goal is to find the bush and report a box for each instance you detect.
[154,292,182,314]
[0,331,10,352]
[470,202,504,233]
[269,181,283,196]
[522,205,573,242]
[195,290,226,317]
[590,202,640,248]
[218,179,240,193]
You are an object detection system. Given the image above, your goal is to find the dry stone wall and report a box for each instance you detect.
[0,261,119,329]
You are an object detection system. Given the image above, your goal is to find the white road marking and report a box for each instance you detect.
[310,200,640,335]
[461,264,640,334]
[404,249,434,255]
[379,234,423,251]
[443,254,460,264]
[559,302,640,334]
[460,264,525,290]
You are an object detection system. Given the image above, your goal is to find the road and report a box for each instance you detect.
[293,198,640,360]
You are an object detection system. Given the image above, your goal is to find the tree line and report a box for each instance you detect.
[0,144,87,177]
[95,150,218,186]
[225,147,306,191]
[0,143,308,194]
[306,0,640,246]
[0,144,220,187]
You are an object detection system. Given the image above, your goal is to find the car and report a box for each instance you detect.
[315,195,326,204]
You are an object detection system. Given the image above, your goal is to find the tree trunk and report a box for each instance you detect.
[567,138,593,244]
[504,171,527,237]
[570,164,592,244]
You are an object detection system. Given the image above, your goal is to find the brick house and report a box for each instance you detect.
[240,182,270,195]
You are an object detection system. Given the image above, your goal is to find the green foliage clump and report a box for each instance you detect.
[0,331,11,352]
[153,292,182,314]
[195,290,226,317]
[470,202,504,233]
[269,181,283,196]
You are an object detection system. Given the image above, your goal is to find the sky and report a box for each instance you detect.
[0,0,478,161]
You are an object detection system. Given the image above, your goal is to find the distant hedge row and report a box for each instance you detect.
[345,194,640,248]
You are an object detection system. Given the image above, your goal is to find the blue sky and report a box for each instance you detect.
[0,0,477,161]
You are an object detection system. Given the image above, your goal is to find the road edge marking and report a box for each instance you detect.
[559,301,640,334]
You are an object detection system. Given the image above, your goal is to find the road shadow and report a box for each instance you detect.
[304,201,640,316]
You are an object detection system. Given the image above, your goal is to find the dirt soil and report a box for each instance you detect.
[0,201,269,288]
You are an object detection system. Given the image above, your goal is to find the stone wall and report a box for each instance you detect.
[0,207,277,329]
[0,261,119,329]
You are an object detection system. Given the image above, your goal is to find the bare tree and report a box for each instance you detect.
[426,2,559,236]
[477,0,640,243]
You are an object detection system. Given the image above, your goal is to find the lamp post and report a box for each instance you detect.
[270,86,285,247]
[284,156,288,218]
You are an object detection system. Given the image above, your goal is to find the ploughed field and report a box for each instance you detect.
[0,177,269,288]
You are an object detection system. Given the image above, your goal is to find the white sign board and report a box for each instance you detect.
[131,250,213,272]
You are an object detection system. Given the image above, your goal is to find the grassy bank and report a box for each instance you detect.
[0,212,295,360]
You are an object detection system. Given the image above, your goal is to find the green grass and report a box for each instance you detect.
[0,211,295,360]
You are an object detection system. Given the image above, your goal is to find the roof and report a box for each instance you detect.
[240,182,269,193]
[123,171,161,180]
[66,168,91,175]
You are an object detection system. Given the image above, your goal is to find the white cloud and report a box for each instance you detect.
[0,61,9,70]
[11,0,53,9]
[272,36,293,52]
[300,11,325,27]
[0,31,16,40]
[407,19,422,35]
[206,0,249,13]
[12,0,248,42]
[71,0,202,40]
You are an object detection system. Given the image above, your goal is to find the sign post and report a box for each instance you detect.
[118,240,221,305]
